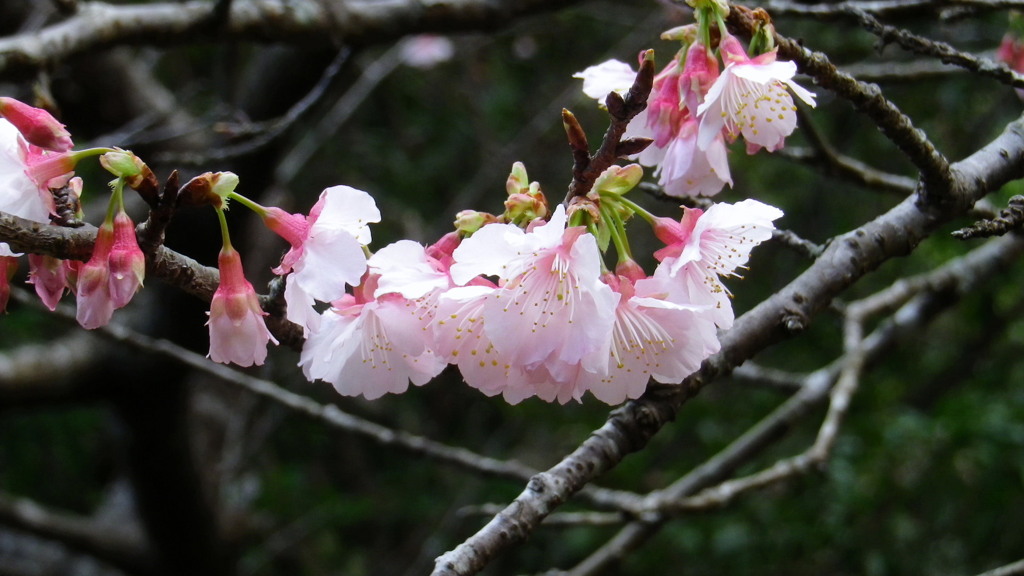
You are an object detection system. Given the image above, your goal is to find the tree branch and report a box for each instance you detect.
[727,5,956,200]
[0,0,584,77]
[0,490,151,575]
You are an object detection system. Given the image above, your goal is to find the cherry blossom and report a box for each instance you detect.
[697,33,816,154]
[207,246,277,367]
[449,205,619,392]
[27,254,66,311]
[300,274,446,399]
[75,220,117,330]
[575,49,732,197]
[653,199,784,328]
[264,185,380,334]
[572,270,721,405]
[107,211,145,309]
[0,119,54,224]
[0,249,17,313]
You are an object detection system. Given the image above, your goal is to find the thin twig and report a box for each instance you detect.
[727,5,956,202]
[849,7,1024,89]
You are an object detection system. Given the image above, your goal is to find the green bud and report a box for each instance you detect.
[454,210,497,236]
[590,164,644,198]
[100,149,144,179]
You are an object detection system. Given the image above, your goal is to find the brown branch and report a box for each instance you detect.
[953,195,1024,239]
[563,52,654,202]
[787,107,918,196]
[849,7,1024,89]
[0,210,306,348]
[0,0,585,77]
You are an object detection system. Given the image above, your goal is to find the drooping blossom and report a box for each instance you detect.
[0,97,73,152]
[300,272,446,399]
[107,211,145,308]
[207,246,277,367]
[652,198,783,328]
[76,219,117,329]
[74,210,146,328]
[27,254,66,310]
[264,185,380,334]
[448,205,619,400]
[697,32,816,154]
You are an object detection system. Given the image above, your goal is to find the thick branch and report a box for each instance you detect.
[0,0,582,76]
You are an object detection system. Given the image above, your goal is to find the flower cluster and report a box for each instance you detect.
[574,6,816,198]
[0,100,140,318]
[234,162,782,405]
[1,33,787,408]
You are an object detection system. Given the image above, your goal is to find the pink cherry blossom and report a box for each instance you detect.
[0,97,74,152]
[652,199,783,329]
[300,274,446,399]
[569,270,721,405]
[27,254,67,311]
[73,210,147,328]
[697,33,816,154]
[575,51,732,197]
[655,116,732,198]
[76,221,117,329]
[997,35,1024,100]
[265,185,380,334]
[108,211,145,308]
[449,205,619,391]
[0,119,54,223]
[207,246,277,367]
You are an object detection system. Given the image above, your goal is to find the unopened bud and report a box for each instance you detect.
[0,96,73,152]
[661,24,698,43]
[454,210,497,236]
[590,164,643,198]
[101,150,143,178]
[566,196,600,225]
[178,171,240,209]
[506,161,530,196]
[504,192,548,226]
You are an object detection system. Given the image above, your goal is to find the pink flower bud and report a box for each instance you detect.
[207,247,276,367]
[0,97,74,152]
[108,212,145,308]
